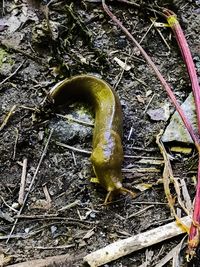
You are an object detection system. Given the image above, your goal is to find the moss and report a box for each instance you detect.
[0,47,14,69]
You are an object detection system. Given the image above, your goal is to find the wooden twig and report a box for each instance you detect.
[84,216,191,267]
[150,18,171,51]
[12,127,19,160]
[6,129,53,243]
[43,184,52,206]
[18,158,28,206]
[56,141,161,159]
[155,237,186,267]
[0,105,17,132]
[56,113,94,127]
[7,253,82,267]
[0,60,25,88]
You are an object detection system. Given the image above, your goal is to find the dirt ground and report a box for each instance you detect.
[0,0,200,266]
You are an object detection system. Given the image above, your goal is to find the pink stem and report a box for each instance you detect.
[162,9,200,256]
[163,9,200,135]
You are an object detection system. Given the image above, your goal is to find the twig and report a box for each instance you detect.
[12,127,19,160]
[56,141,161,159]
[56,113,94,127]
[7,253,82,267]
[139,19,155,44]
[0,105,17,132]
[26,244,75,250]
[56,141,91,155]
[84,216,191,267]
[150,18,171,51]
[18,158,28,206]
[114,57,127,89]
[122,167,160,173]
[143,93,155,114]
[155,237,186,267]
[58,200,81,212]
[1,196,18,213]
[6,129,53,243]
[127,205,154,219]
[0,60,25,88]
[43,184,52,206]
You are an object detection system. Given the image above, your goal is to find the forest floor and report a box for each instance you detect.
[0,0,200,266]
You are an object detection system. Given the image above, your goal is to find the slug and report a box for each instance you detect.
[50,75,135,203]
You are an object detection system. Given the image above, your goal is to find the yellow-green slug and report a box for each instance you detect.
[50,75,135,202]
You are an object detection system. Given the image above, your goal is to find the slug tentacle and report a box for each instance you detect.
[50,75,136,202]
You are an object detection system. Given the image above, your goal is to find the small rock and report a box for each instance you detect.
[162,93,196,144]
[147,103,170,122]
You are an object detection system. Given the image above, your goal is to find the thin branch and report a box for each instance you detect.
[0,60,26,88]
[84,216,191,267]
[6,129,54,243]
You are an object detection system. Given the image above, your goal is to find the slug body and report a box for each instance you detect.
[50,75,125,197]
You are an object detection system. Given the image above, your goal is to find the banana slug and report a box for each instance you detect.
[50,75,135,202]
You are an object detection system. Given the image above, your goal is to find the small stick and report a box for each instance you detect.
[56,113,94,127]
[7,253,82,267]
[6,129,53,243]
[150,18,171,51]
[12,127,19,160]
[139,19,155,44]
[114,57,127,89]
[0,60,25,87]
[56,141,161,159]
[84,216,191,267]
[43,184,52,209]
[71,151,77,165]
[122,167,160,173]
[1,196,18,213]
[127,126,133,140]
[26,244,75,250]
[143,93,155,114]
[127,205,154,219]
[18,158,28,206]
[56,141,92,155]
[0,105,17,132]
[58,200,81,212]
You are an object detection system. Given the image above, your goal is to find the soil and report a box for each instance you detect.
[0,0,200,266]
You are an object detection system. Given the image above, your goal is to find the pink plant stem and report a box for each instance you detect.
[163,9,200,255]
[101,0,199,146]
[163,9,200,135]
[188,155,200,251]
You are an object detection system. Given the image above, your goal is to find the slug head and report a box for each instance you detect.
[90,131,123,193]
